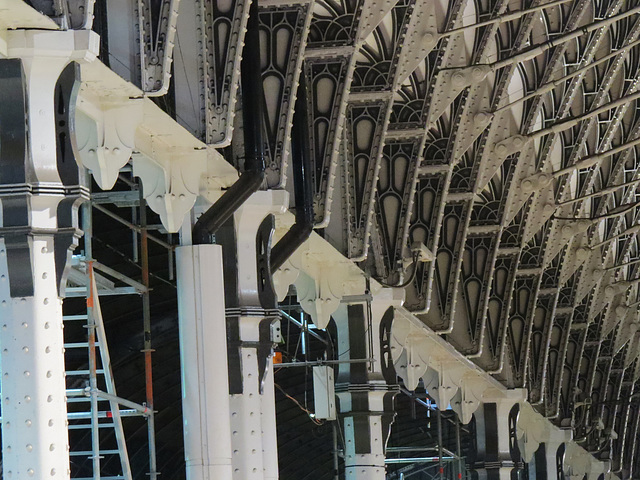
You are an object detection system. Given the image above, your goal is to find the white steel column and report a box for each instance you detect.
[0,237,69,479]
[260,359,278,480]
[473,390,526,480]
[176,244,233,480]
[228,316,269,479]
[0,29,98,480]
[334,300,398,480]
[222,192,286,480]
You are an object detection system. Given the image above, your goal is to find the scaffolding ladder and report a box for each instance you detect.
[64,258,152,480]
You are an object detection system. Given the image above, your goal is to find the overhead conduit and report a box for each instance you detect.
[192,0,266,245]
[270,76,315,271]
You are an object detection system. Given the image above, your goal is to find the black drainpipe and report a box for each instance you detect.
[192,0,266,245]
[270,75,314,271]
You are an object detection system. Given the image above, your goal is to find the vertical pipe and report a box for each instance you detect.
[139,191,158,479]
[132,206,138,263]
[269,74,315,271]
[191,0,266,243]
[84,200,101,479]
[168,233,174,281]
[437,407,444,480]
[332,422,340,480]
[456,412,463,479]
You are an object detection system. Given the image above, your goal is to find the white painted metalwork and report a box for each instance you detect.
[177,244,233,480]
[5,0,640,476]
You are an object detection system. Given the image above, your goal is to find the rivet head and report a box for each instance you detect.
[451,71,465,87]
[22,346,29,353]
[25,419,32,427]
[50,468,56,476]
[27,468,34,476]
[47,395,53,403]
[24,371,30,377]
[45,346,51,353]
[49,444,55,451]
[25,395,31,402]
[47,371,52,378]
[44,322,50,329]
[48,419,54,427]
[43,298,49,305]
[26,443,33,452]
[495,143,508,155]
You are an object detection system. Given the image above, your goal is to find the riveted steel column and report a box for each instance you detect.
[228,315,270,479]
[473,390,526,480]
[0,237,70,479]
[260,357,278,480]
[0,29,98,480]
[334,301,398,480]
[219,192,287,480]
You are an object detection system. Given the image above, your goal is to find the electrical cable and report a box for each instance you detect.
[274,383,324,425]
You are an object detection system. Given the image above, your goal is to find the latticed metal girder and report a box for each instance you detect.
[8,0,640,476]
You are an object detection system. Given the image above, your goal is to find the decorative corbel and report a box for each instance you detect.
[587,458,610,480]
[132,145,207,233]
[294,269,344,329]
[272,255,302,302]
[75,98,143,189]
[517,403,552,463]
[422,360,465,409]
[271,218,306,301]
[391,323,431,390]
[564,443,593,479]
[450,371,489,424]
[294,252,367,330]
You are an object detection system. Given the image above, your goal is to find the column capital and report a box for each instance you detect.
[6,29,99,63]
